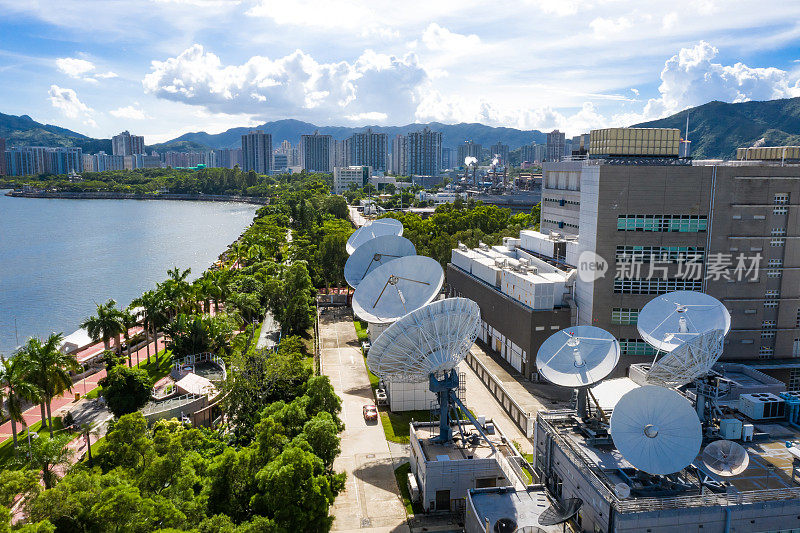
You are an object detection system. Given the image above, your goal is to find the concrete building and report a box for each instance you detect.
[407,127,442,176]
[124,154,161,170]
[300,131,333,172]
[390,134,407,175]
[490,142,510,166]
[241,130,272,174]
[333,165,370,194]
[538,130,800,384]
[457,140,482,166]
[545,130,565,162]
[441,146,454,170]
[446,234,575,378]
[4,147,34,176]
[84,151,125,172]
[349,128,387,172]
[519,143,546,165]
[416,190,467,205]
[3,146,82,175]
[571,132,591,155]
[112,130,145,156]
[333,139,349,168]
[0,137,5,175]
[273,153,288,171]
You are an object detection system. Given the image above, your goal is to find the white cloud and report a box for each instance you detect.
[590,16,632,37]
[47,85,96,126]
[143,44,428,124]
[345,111,388,122]
[56,57,95,78]
[95,71,118,79]
[109,105,150,120]
[421,23,481,53]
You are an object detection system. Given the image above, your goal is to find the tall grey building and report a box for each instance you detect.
[0,137,5,176]
[333,139,350,168]
[545,129,565,161]
[112,131,145,156]
[241,130,272,174]
[300,131,333,172]
[390,134,407,175]
[457,140,482,166]
[441,147,453,170]
[489,142,509,165]
[407,127,442,176]
[4,146,82,175]
[349,128,387,172]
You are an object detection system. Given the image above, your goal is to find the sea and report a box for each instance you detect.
[0,191,258,354]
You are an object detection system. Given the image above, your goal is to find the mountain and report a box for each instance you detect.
[0,112,112,153]
[156,119,548,151]
[633,97,800,159]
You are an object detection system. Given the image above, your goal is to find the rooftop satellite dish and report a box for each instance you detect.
[493,518,517,533]
[346,218,403,255]
[614,483,631,499]
[646,329,725,388]
[344,235,416,289]
[538,498,583,527]
[352,255,444,324]
[702,440,750,477]
[637,291,731,352]
[367,298,480,383]
[610,385,702,475]
[536,326,620,388]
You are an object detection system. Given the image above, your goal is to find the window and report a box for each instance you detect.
[771,227,787,236]
[615,246,705,264]
[614,278,702,294]
[762,321,777,338]
[619,339,658,356]
[617,215,707,232]
[765,300,779,309]
[612,308,639,325]
[794,339,800,358]
[789,369,800,391]
[775,193,789,205]
[796,309,800,328]
[767,269,782,278]
[759,346,774,358]
[768,259,783,267]
[771,238,785,247]
[774,206,788,215]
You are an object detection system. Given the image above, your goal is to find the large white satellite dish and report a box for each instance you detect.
[536,326,620,388]
[646,329,725,388]
[610,385,702,475]
[344,235,416,289]
[352,255,444,324]
[346,218,403,255]
[367,298,480,383]
[637,291,731,352]
[702,440,749,477]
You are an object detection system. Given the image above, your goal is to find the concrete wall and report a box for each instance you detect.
[386,380,437,412]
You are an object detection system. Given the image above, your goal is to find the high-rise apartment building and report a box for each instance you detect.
[333,139,349,168]
[490,142,510,165]
[349,129,387,172]
[5,148,34,176]
[3,146,82,175]
[407,127,442,177]
[545,129,565,161]
[0,137,5,176]
[457,140,482,166]
[391,135,407,176]
[300,131,333,172]
[441,147,454,170]
[273,153,288,171]
[112,131,145,156]
[241,130,272,174]
[84,151,125,172]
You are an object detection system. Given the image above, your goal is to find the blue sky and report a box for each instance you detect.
[2,0,800,143]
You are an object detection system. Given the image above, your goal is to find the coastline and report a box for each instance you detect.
[5,189,269,205]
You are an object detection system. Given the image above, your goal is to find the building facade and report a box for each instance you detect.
[3,146,82,176]
[349,129,387,172]
[407,127,442,176]
[300,131,333,172]
[0,137,5,175]
[391,134,407,175]
[112,131,145,156]
[457,140,482,166]
[241,130,272,174]
[333,166,371,194]
[490,142,510,166]
[84,151,125,172]
[545,130,565,162]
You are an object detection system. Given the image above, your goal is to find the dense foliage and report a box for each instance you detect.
[100,366,153,418]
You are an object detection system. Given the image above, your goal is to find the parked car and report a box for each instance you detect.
[363,404,378,422]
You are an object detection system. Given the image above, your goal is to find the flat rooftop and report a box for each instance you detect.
[413,421,514,462]
[469,487,562,533]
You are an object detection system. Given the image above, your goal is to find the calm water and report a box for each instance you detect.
[0,192,257,354]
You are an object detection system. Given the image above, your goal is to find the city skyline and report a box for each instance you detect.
[2,1,800,143]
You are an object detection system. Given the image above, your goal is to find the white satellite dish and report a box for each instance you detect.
[610,385,702,475]
[352,255,444,324]
[367,298,480,383]
[702,440,750,477]
[637,291,731,352]
[536,326,620,388]
[646,329,725,388]
[614,483,631,499]
[344,235,416,289]
[346,218,403,255]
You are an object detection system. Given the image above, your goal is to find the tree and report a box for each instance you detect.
[321,195,348,219]
[24,433,73,489]
[81,299,124,354]
[17,334,78,436]
[0,355,39,448]
[132,290,167,364]
[280,262,314,335]
[0,469,40,508]
[100,365,152,418]
[121,308,139,367]
[297,412,341,468]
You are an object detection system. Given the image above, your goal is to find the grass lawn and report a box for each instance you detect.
[353,319,368,343]
[379,410,431,444]
[139,349,173,383]
[394,462,424,516]
[0,417,66,468]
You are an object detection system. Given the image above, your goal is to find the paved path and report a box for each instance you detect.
[319,307,409,533]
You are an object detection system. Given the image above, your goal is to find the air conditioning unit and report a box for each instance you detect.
[458,242,468,251]
[738,392,786,420]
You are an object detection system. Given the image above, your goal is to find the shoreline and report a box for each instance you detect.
[5,190,269,205]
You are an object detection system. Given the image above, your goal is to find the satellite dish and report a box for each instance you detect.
[637,291,731,352]
[610,386,702,475]
[367,298,480,383]
[352,255,444,324]
[538,498,582,526]
[646,329,725,388]
[493,518,517,533]
[536,326,620,387]
[346,218,403,255]
[614,483,631,499]
[344,235,416,289]
[702,440,750,477]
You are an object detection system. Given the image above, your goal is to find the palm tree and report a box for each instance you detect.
[120,308,138,367]
[131,290,166,364]
[0,356,39,448]
[24,433,73,489]
[17,333,79,437]
[81,299,125,354]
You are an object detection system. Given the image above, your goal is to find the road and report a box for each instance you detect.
[319,307,409,533]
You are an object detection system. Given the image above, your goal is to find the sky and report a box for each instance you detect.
[2,0,800,143]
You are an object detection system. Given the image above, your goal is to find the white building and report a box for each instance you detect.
[416,191,467,205]
[333,165,371,194]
